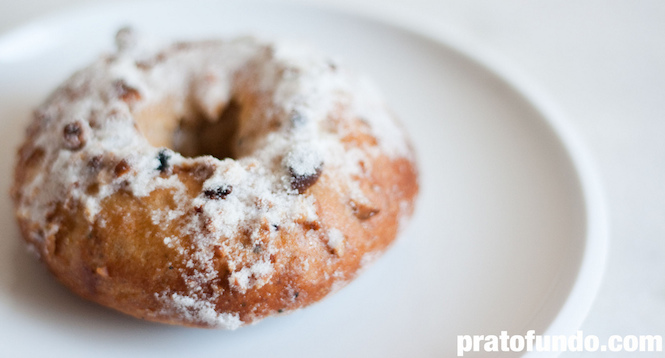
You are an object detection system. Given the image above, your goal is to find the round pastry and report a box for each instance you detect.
[12,29,418,329]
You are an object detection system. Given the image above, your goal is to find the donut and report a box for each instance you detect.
[12,29,418,329]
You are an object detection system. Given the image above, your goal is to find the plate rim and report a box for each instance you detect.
[324,0,610,343]
[0,0,609,355]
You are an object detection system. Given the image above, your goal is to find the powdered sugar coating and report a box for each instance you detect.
[13,30,417,328]
[162,293,242,329]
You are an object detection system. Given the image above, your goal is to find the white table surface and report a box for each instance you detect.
[1,1,663,357]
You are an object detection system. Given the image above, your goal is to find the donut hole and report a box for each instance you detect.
[135,100,241,160]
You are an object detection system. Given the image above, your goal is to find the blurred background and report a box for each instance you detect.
[1,1,663,357]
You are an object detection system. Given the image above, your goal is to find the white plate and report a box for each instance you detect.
[0,1,607,357]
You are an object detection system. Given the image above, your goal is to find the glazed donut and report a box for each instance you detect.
[12,29,418,329]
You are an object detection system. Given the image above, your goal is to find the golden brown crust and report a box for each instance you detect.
[12,33,418,328]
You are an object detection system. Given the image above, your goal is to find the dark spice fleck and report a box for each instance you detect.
[272,224,280,231]
[156,149,170,172]
[294,292,299,298]
[252,245,262,254]
[168,266,173,270]
[290,166,322,194]
[204,185,233,200]
[278,309,284,313]
[63,121,86,150]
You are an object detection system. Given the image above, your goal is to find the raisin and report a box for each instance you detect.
[156,149,170,172]
[350,199,380,220]
[87,155,103,171]
[114,159,130,177]
[290,166,322,194]
[203,185,233,200]
[63,121,85,150]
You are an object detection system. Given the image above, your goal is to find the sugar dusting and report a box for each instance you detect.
[14,30,414,328]
[283,142,323,177]
[162,293,242,329]
[326,228,345,255]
